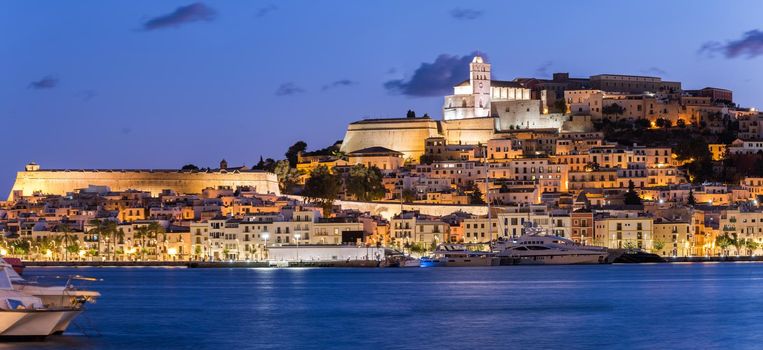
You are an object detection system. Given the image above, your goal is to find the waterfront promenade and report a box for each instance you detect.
[20,255,763,268]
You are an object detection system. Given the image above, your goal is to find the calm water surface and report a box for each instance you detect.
[4,263,763,349]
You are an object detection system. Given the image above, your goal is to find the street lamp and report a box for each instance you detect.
[294,233,301,262]
[261,232,270,261]
[167,247,177,261]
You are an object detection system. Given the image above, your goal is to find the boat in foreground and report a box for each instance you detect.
[0,264,82,340]
[2,260,100,335]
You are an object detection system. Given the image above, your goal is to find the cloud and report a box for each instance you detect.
[76,90,97,102]
[142,2,217,31]
[255,4,278,18]
[450,8,482,20]
[322,79,357,91]
[28,76,58,89]
[384,52,482,97]
[700,29,763,58]
[535,61,552,77]
[121,127,132,135]
[640,67,667,76]
[275,82,305,96]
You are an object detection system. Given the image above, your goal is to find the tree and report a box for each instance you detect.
[134,225,150,260]
[302,165,342,216]
[345,164,386,201]
[401,188,417,203]
[146,222,165,260]
[114,228,125,261]
[602,103,625,117]
[99,220,118,260]
[469,186,486,205]
[634,118,651,130]
[687,188,696,205]
[553,99,567,114]
[88,219,116,259]
[253,156,266,170]
[56,222,75,261]
[181,164,199,171]
[285,141,307,167]
[624,180,642,205]
[273,160,302,194]
[406,110,416,119]
[745,239,759,256]
[716,233,733,256]
[262,158,277,172]
[584,162,600,172]
[653,240,665,254]
[731,233,743,256]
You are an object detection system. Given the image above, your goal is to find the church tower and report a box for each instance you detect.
[469,56,491,117]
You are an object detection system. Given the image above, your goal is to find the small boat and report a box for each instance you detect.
[400,257,420,267]
[420,244,499,267]
[612,249,665,263]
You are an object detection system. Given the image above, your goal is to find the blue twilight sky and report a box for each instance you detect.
[2,0,763,193]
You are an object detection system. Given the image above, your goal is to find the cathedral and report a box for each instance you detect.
[443,56,532,121]
[340,55,566,161]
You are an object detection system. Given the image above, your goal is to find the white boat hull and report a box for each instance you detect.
[50,309,82,335]
[506,252,607,265]
[444,256,500,267]
[0,310,68,338]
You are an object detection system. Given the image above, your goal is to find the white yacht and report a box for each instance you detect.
[2,261,100,334]
[420,244,499,267]
[0,264,80,339]
[493,223,608,265]
[493,235,608,265]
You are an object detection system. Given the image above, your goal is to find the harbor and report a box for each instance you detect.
[8,263,763,349]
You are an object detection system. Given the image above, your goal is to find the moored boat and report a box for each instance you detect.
[0,265,81,339]
[492,223,609,265]
[1,260,100,335]
[420,244,499,267]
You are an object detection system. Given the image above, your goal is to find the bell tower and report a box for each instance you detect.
[469,55,491,117]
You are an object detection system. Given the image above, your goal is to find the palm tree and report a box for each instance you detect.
[731,233,744,256]
[101,221,118,261]
[87,219,102,260]
[114,228,126,261]
[146,222,165,260]
[56,222,74,261]
[66,241,81,260]
[134,225,150,260]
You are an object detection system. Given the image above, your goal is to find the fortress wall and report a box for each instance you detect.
[284,195,487,220]
[440,117,496,145]
[9,170,280,199]
[339,119,441,161]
